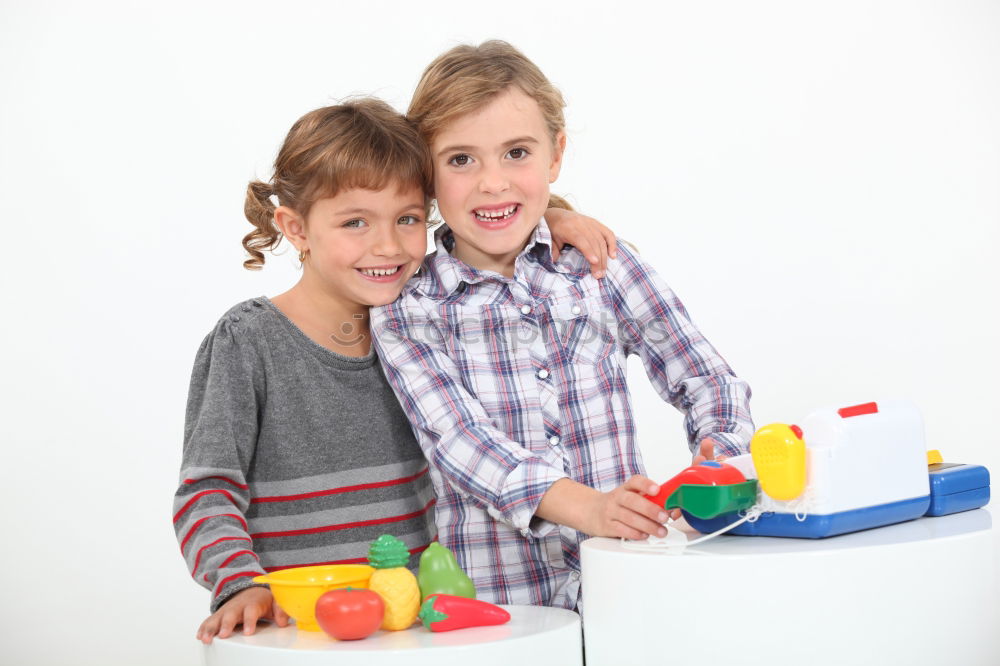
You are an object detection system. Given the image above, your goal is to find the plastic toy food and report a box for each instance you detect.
[315,587,384,640]
[418,594,511,632]
[367,534,421,630]
[417,542,476,600]
[751,423,806,500]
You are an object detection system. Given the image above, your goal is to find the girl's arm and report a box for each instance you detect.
[604,241,755,458]
[544,206,617,278]
[174,315,268,615]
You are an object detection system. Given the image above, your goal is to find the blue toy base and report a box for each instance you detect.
[926,463,990,516]
[925,486,990,516]
[684,495,931,539]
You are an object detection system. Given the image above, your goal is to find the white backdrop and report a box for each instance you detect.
[2,1,998,664]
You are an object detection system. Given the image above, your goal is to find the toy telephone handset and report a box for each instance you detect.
[750,423,807,501]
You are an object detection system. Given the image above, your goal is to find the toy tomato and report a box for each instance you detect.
[315,587,384,640]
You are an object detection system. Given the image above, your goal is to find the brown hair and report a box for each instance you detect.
[407,40,572,212]
[242,98,432,270]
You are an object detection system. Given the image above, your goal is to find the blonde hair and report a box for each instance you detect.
[242,99,432,270]
[408,40,572,212]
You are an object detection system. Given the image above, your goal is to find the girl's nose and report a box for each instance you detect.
[478,162,510,194]
[371,225,403,257]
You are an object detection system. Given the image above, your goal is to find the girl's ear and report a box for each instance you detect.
[549,131,567,183]
[274,206,308,252]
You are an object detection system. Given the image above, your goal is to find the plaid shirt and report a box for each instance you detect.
[371,219,753,610]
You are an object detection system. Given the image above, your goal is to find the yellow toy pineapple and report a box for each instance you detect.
[367,534,420,630]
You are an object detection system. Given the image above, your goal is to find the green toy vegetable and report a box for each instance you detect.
[418,594,510,632]
[417,542,476,600]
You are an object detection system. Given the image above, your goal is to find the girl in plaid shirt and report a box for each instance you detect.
[371,41,755,610]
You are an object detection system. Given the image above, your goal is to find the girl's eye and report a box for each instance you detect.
[448,154,472,167]
[398,215,421,226]
[507,147,528,160]
[343,218,366,228]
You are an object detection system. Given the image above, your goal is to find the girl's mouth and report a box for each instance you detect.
[472,203,520,229]
[357,265,404,283]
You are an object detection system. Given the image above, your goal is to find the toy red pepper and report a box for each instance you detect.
[417,594,511,632]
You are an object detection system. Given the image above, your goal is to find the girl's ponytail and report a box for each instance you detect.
[242,180,280,270]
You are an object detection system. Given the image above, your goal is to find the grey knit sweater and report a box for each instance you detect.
[173,297,436,611]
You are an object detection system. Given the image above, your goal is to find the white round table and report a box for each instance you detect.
[581,508,998,666]
[203,605,582,666]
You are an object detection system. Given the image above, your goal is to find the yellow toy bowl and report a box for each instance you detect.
[254,564,374,631]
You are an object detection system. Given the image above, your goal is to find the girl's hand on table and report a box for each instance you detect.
[196,586,290,644]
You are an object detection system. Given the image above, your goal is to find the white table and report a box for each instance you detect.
[581,508,998,666]
[203,605,582,666]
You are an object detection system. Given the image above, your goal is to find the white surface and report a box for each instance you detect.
[581,509,999,666]
[204,605,582,666]
[2,2,998,665]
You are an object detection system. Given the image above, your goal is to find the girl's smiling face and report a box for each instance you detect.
[278,184,428,311]
[431,86,565,276]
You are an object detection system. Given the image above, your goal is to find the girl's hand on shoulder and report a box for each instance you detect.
[545,207,617,278]
[196,586,290,644]
[587,475,668,540]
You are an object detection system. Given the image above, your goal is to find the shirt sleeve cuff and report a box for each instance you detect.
[702,432,750,458]
[491,460,569,538]
[210,573,268,613]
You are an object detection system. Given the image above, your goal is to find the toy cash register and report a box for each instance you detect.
[652,399,991,539]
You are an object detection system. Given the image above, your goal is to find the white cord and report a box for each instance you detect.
[620,505,763,552]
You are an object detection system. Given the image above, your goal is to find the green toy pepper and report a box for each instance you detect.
[417,542,476,599]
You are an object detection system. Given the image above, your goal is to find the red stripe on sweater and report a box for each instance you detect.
[251,467,430,504]
[213,571,262,598]
[180,513,249,554]
[191,536,252,579]
[262,543,432,572]
[251,498,436,539]
[173,489,238,523]
[218,549,260,570]
[205,553,259,584]
[184,476,250,490]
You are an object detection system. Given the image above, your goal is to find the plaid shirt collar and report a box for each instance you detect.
[428,217,569,296]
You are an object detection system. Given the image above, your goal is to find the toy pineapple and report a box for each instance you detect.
[367,534,420,630]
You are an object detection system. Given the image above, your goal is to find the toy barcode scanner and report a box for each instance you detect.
[751,424,807,501]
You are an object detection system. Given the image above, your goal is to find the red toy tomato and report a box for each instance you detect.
[315,587,385,640]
